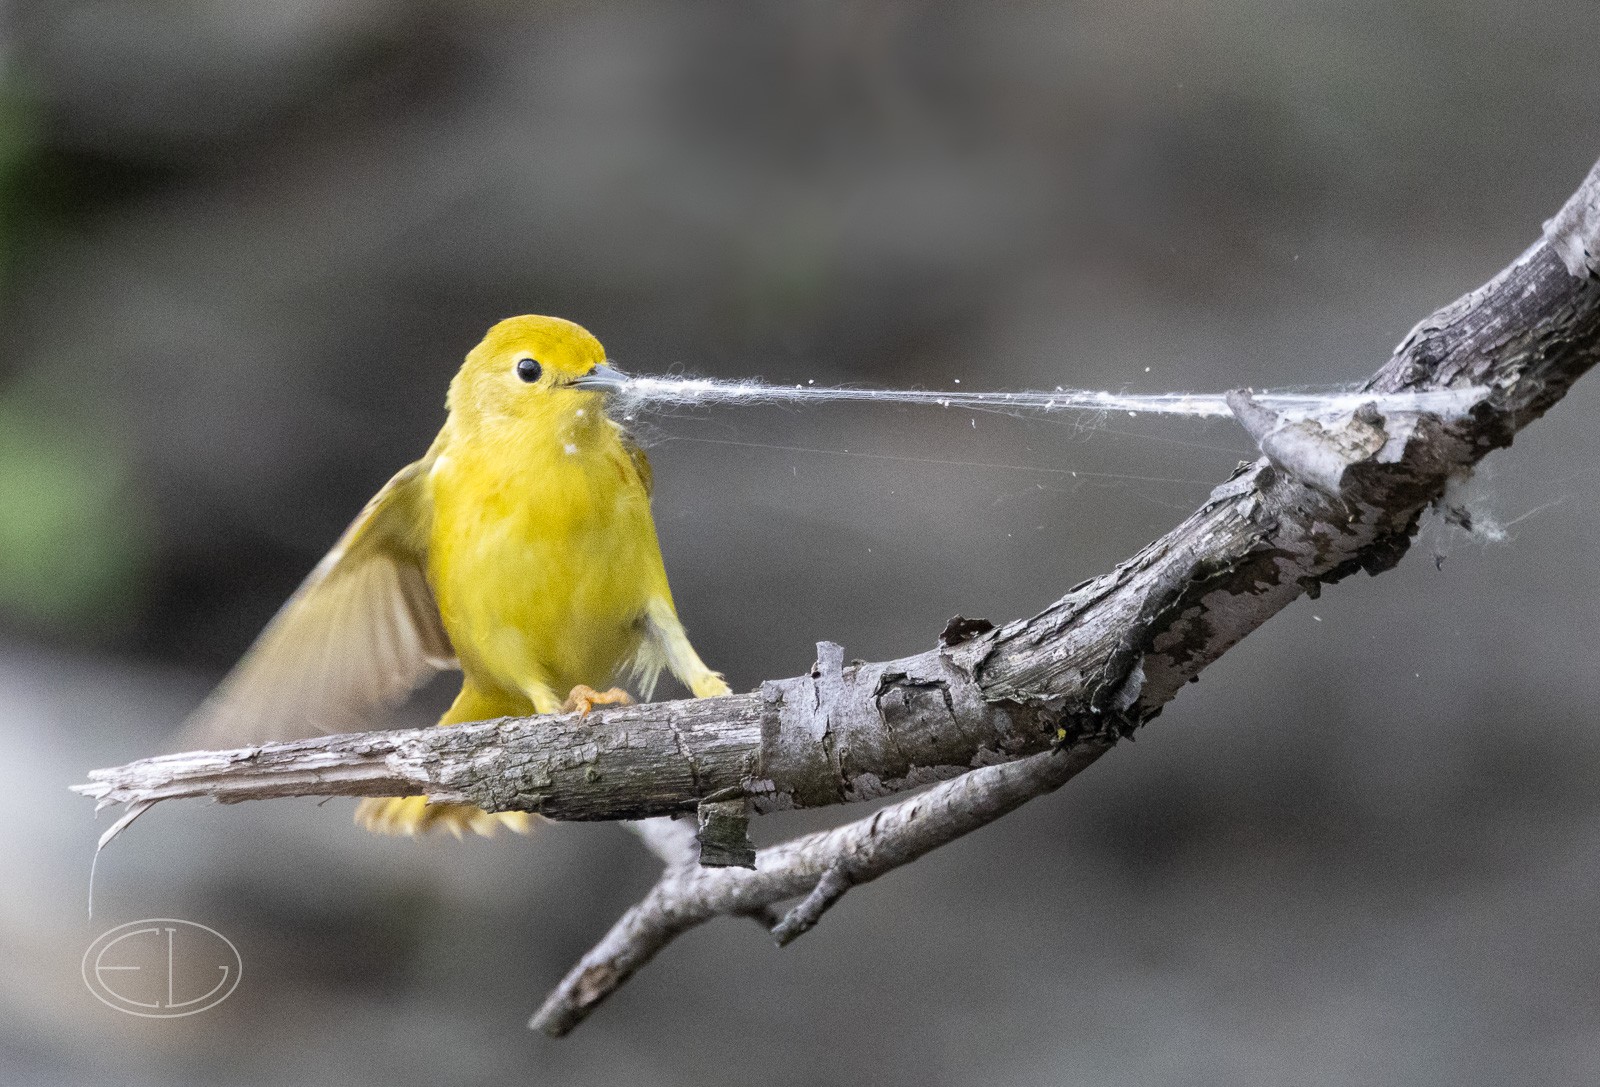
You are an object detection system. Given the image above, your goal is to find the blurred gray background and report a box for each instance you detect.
[3,1,1599,1084]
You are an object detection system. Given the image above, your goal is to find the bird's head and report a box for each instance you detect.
[447,315,628,426]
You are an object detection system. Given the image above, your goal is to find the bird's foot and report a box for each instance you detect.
[561,684,633,717]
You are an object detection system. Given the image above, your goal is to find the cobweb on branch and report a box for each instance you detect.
[607,372,1486,421]
[604,370,1489,515]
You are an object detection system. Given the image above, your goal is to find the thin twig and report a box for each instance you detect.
[770,863,853,947]
[533,743,1107,1036]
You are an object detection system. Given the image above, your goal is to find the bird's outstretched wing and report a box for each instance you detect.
[178,457,455,749]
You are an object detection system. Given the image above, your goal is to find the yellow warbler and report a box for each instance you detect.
[182,315,729,836]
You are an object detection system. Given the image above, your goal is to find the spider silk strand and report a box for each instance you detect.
[611,376,1487,421]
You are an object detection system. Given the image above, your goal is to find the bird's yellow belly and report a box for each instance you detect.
[428,455,661,709]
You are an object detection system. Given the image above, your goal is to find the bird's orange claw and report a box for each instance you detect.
[561,685,633,717]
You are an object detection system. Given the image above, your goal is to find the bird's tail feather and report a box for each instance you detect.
[354,796,533,838]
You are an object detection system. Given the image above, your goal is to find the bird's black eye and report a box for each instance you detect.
[516,357,543,383]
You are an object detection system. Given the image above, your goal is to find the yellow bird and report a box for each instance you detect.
[182,315,729,836]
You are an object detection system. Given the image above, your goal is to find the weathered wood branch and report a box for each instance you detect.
[76,157,1600,1036]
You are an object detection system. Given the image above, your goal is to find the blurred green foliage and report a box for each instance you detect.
[0,391,150,631]
[0,79,151,632]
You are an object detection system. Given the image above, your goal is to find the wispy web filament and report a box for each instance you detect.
[611,375,1488,421]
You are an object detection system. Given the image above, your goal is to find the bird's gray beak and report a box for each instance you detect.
[573,362,630,392]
